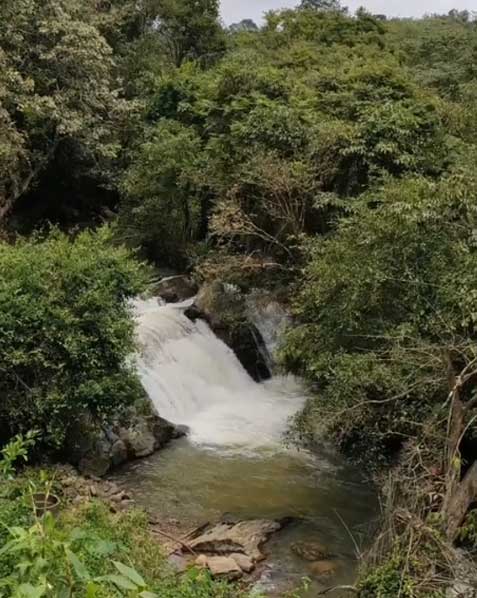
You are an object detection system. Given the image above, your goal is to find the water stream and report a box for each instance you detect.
[115,297,378,596]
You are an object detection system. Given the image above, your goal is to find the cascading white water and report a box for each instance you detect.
[133,298,305,453]
[246,291,292,370]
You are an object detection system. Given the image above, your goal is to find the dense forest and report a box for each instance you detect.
[1,0,477,596]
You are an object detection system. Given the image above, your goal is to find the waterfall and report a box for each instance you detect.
[246,291,292,370]
[133,298,305,454]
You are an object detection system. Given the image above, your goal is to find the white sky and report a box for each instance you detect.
[220,0,476,24]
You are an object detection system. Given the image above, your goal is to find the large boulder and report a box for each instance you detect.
[188,519,281,562]
[185,282,271,381]
[154,275,198,303]
[120,415,186,460]
[66,408,186,477]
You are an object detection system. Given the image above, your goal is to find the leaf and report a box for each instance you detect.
[85,582,101,598]
[87,539,116,557]
[15,584,46,598]
[139,592,158,598]
[112,561,146,587]
[99,574,138,591]
[66,548,90,582]
[69,527,87,542]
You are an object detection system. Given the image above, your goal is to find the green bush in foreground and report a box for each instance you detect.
[0,487,243,598]
[0,227,149,450]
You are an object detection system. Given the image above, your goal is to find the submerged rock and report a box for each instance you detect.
[309,560,338,577]
[189,519,281,562]
[291,541,330,562]
[154,275,198,303]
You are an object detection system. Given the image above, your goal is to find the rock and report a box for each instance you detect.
[111,439,128,467]
[126,421,156,458]
[174,424,190,438]
[104,482,120,497]
[446,549,477,598]
[206,556,243,580]
[64,397,184,476]
[151,416,186,448]
[291,541,330,562]
[169,554,188,573]
[121,415,185,460]
[309,560,338,577]
[78,452,111,478]
[155,275,198,303]
[110,491,128,503]
[230,553,255,573]
[195,555,209,568]
[189,519,281,562]
[185,282,271,381]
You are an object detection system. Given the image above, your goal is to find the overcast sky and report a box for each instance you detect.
[220,0,476,24]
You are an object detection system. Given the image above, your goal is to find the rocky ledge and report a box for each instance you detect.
[185,519,282,580]
[64,408,186,478]
[185,281,271,381]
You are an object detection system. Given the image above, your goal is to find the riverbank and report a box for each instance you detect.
[0,466,249,597]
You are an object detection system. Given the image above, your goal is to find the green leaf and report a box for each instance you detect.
[139,592,158,598]
[66,548,90,582]
[85,582,100,598]
[87,539,116,557]
[99,574,138,591]
[15,584,46,598]
[112,561,146,587]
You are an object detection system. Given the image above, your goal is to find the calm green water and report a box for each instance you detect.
[114,437,378,596]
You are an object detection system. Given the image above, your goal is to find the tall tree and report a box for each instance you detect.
[0,0,132,224]
[298,0,347,12]
[152,0,226,67]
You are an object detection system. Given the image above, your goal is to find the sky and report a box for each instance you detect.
[220,0,476,24]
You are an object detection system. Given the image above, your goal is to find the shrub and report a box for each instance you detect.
[283,172,477,463]
[0,227,149,450]
[0,494,248,598]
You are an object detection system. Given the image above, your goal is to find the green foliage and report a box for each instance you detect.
[0,432,39,480]
[0,0,135,222]
[0,509,158,597]
[120,119,205,264]
[119,5,453,268]
[358,555,417,597]
[151,0,225,68]
[457,509,477,552]
[283,170,477,461]
[0,494,247,598]
[0,227,148,449]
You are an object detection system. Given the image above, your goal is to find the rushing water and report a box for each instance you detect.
[116,297,378,596]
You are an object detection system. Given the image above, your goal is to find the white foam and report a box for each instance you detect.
[133,298,305,453]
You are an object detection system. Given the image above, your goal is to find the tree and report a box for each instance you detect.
[0,0,132,224]
[230,19,259,33]
[151,0,226,67]
[0,227,148,449]
[283,169,477,460]
[298,0,348,13]
[120,120,205,265]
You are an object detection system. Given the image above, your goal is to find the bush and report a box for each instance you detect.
[0,227,149,450]
[283,171,477,463]
[0,490,247,598]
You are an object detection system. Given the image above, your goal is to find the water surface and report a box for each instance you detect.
[116,298,378,595]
